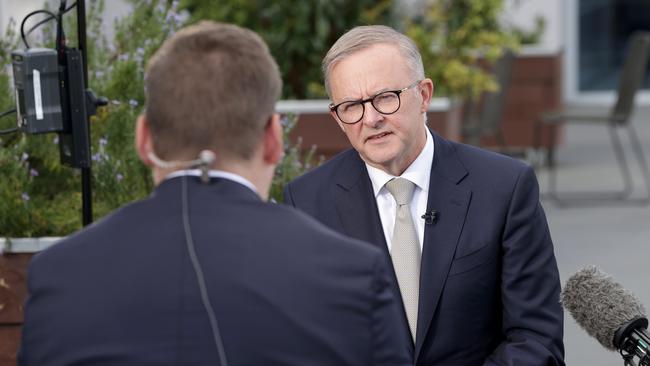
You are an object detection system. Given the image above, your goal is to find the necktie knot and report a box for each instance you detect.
[385,178,415,205]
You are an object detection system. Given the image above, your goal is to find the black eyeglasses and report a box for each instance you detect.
[329,80,421,124]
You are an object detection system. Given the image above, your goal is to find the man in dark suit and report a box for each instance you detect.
[18,21,412,366]
[284,25,565,365]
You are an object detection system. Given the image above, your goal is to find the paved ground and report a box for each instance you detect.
[531,105,650,365]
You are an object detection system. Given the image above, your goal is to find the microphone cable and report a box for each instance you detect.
[147,148,226,363]
[0,108,18,135]
[181,175,229,366]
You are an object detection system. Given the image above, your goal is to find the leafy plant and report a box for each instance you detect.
[510,15,546,45]
[0,0,319,238]
[406,0,520,99]
[179,0,395,99]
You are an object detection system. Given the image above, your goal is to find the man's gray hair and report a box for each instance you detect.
[322,25,425,97]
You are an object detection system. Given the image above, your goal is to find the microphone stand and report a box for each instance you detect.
[77,0,92,226]
[617,318,650,366]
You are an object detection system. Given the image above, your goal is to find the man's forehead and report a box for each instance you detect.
[329,45,412,101]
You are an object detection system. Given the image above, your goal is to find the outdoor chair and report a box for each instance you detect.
[533,31,650,205]
[462,49,516,154]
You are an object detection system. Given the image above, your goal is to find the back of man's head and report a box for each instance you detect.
[145,21,282,162]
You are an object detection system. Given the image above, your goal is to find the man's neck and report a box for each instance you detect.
[153,161,273,201]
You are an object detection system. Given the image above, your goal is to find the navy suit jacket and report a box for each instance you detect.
[284,132,565,366]
[19,176,412,366]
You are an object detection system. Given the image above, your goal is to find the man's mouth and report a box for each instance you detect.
[366,132,392,142]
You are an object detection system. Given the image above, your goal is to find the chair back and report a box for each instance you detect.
[479,49,515,134]
[612,32,650,123]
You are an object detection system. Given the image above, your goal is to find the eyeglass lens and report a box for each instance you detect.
[337,91,400,124]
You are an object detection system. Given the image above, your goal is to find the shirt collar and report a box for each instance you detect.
[165,169,259,196]
[365,128,434,197]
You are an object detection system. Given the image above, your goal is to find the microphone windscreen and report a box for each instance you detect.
[561,266,646,350]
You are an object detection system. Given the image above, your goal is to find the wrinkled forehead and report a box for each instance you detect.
[328,44,414,101]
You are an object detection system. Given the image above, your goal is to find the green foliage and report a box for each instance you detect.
[0,0,320,237]
[179,0,394,98]
[510,15,546,45]
[270,114,322,202]
[406,0,519,99]
[1,0,525,237]
[0,21,16,112]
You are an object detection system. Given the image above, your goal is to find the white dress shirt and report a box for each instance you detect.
[165,169,259,196]
[365,128,434,252]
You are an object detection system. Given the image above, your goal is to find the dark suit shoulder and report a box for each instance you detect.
[264,201,384,259]
[441,139,533,190]
[448,139,528,173]
[27,199,149,277]
[288,148,358,189]
[283,148,367,218]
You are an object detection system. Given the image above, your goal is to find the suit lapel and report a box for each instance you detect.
[332,152,389,255]
[414,133,471,361]
[331,151,414,352]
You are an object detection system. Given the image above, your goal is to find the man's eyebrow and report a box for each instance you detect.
[336,87,392,104]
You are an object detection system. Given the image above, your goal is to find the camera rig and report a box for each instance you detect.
[3,0,107,225]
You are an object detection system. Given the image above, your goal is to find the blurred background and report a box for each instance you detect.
[1,1,650,365]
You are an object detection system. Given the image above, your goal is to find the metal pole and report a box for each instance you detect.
[77,0,92,226]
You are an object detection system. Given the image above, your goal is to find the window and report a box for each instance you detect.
[578,0,650,92]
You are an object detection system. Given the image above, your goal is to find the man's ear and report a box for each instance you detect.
[263,113,284,165]
[135,115,154,167]
[419,78,434,113]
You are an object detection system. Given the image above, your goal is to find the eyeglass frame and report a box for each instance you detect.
[329,80,422,125]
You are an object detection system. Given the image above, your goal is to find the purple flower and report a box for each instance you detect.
[21,152,29,162]
[129,99,139,107]
[29,168,38,177]
[172,12,186,27]
[21,192,30,202]
[99,137,108,147]
[116,173,124,182]
[92,153,101,162]
[94,70,105,78]
[118,53,130,62]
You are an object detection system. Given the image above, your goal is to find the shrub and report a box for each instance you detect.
[406,0,520,99]
[0,0,318,237]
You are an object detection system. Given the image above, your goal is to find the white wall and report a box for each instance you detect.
[502,0,563,52]
[0,0,132,45]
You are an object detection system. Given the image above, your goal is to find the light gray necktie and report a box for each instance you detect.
[385,177,421,342]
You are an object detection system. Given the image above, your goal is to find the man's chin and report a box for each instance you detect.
[360,154,397,172]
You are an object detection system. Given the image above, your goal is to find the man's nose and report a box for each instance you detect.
[361,101,383,127]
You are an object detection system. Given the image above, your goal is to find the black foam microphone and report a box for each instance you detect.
[562,266,650,365]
